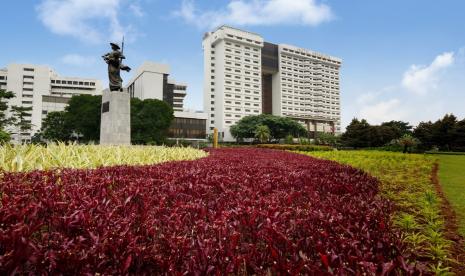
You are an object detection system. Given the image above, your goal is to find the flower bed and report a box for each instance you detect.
[1,148,409,274]
[302,150,452,273]
[0,143,208,172]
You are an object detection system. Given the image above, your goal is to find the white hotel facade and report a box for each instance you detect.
[203,26,342,141]
[0,64,101,142]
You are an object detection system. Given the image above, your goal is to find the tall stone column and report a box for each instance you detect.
[100,88,131,145]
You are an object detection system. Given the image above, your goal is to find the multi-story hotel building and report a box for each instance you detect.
[0,64,102,142]
[203,26,342,141]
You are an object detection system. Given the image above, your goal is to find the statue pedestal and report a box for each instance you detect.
[100,88,131,145]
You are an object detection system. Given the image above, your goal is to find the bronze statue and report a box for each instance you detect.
[102,41,131,91]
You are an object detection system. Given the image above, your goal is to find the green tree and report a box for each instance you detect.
[131,98,174,144]
[41,111,71,141]
[341,118,372,148]
[396,134,420,153]
[0,129,11,143]
[0,89,15,129]
[413,121,435,150]
[230,114,307,142]
[255,125,271,143]
[453,119,465,150]
[65,95,102,143]
[434,114,457,151]
[381,120,412,137]
[10,105,33,136]
[316,132,340,147]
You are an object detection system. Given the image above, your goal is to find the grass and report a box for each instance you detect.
[437,154,465,237]
[298,150,454,274]
[0,143,208,172]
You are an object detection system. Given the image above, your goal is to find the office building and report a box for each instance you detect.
[126,62,207,140]
[0,64,102,142]
[203,26,342,141]
[127,62,186,112]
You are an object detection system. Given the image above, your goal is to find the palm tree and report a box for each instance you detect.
[255,125,271,144]
[397,134,419,153]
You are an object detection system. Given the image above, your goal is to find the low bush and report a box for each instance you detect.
[302,150,453,273]
[0,148,412,274]
[256,144,332,151]
[0,143,208,172]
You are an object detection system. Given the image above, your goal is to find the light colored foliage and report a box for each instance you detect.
[0,143,208,172]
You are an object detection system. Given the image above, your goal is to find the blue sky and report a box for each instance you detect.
[2,0,465,128]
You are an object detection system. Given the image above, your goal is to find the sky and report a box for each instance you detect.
[1,0,465,129]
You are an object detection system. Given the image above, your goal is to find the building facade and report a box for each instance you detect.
[126,62,207,140]
[127,62,186,112]
[168,111,208,140]
[203,26,342,141]
[0,64,102,142]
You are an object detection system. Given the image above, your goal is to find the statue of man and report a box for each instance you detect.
[102,42,131,91]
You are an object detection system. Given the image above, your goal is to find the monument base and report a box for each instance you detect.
[100,88,131,145]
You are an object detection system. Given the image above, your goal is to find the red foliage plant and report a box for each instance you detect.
[0,148,415,274]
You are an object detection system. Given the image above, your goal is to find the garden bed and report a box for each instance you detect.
[302,150,460,274]
[1,148,409,274]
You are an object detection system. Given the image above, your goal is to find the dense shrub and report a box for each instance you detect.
[304,151,451,273]
[256,144,332,151]
[230,114,307,141]
[1,149,412,274]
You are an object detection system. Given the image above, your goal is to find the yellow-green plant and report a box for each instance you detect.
[0,143,208,172]
[298,150,454,273]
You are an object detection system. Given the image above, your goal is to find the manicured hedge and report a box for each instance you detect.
[256,144,332,151]
[0,148,411,274]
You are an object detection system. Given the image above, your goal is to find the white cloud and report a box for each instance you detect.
[130,3,144,17]
[37,0,134,43]
[355,86,397,105]
[402,52,455,95]
[358,98,407,125]
[61,54,97,67]
[174,0,334,29]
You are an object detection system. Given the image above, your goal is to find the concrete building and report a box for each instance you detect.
[127,62,186,112]
[0,64,102,142]
[203,26,342,141]
[126,62,207,140]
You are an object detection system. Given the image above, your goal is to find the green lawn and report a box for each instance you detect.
[437,155,465,237]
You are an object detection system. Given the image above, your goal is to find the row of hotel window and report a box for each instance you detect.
[211,61,260,72]
[281,48,341,65]
[223,55,260,65]
[212,80,260,90]
[224,36,261,46]
[280,55,340,69]
[281,71,339,78]
[281,66,339,77]
[221,48,260,58]
[223,68,260,76]
[223,75,260,83]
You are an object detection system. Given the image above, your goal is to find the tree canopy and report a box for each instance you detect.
[341,119,413,148]
[0,89,15,130]
[41,111,71,141]
[230,114,307,142]
[413,114,465,151]
[131,98,174,145]
[64,94,102,142]
[340,115,465,152]
[40,95,174,145]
